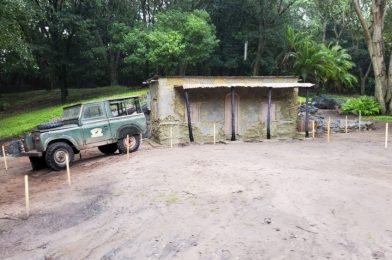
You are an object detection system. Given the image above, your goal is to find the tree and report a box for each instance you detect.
[246,0,298,76]
[31,0,92,101]
[124,10,218,75]
[283,27,357,90]
[89,0,139,86]
[0,0,37,87]
[352,0,391,113]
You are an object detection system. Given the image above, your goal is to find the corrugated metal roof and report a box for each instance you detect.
[177,82,314,89]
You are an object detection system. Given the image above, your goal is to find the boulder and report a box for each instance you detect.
[312,95,345,109]
[297,104,318,114]
[1,139,22,157]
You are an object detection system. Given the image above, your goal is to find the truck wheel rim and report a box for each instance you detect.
[54,149,67,165]
[124,136,136,150]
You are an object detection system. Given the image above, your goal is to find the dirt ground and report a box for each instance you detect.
[1,128,392,259]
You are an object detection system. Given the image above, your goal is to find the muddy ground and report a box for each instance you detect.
[1,129,392,259]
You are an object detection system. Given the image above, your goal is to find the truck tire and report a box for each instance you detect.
[117,134,140,154]
[98,143,118,154]
[29,156,47,170]
[45,142,74,171]
[37,121,64,130]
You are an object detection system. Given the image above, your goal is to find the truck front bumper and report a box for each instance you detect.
[21,151,43,157]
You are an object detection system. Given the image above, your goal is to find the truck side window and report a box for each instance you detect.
[125,99,137,115]
[83,104,104,120]
[109,98,139,117]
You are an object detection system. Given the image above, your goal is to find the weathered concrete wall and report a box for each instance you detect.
[150,77,299,145]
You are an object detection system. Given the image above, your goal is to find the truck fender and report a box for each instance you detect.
[43,136,80,151]
[117,124,142,139]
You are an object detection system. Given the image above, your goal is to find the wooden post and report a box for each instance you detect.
[231,87,236,141]
[170,126,173,148]
[385,123,389,149]
[312,120,315,139]
[358,111,361,132]
[327,117,331,143]
[25,175,30,218]
[2,146,8,171]
[126,134,130,160]
[267,87,272,140]
[305,88,309,138]
[213,122,216,145]
[184,90,194,142]
[65,153,71,187]
[345,116,348,134]
[140,133,143,144]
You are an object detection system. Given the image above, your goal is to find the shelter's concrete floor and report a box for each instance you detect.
[1,130,391,259]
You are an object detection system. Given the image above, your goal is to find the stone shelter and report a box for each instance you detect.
[147,76,313,145]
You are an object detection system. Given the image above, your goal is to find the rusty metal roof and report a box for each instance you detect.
[177,82,314,89]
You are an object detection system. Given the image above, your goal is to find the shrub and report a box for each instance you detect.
[341,96,381,116]
[0,99,9,111]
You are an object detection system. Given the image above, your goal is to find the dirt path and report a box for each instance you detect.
[1,130,392,259]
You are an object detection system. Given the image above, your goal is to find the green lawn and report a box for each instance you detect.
[0,86,148,138]
[363,115,392,121]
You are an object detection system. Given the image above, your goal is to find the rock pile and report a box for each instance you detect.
[298,113,374,134]
[311,95,345,109]
[297,104,318,114]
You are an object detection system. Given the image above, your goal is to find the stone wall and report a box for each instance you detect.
[149,77,299,145]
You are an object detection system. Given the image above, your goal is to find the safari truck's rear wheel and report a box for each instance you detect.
[117,134,140,154]
[29,156,47,170]
[45,142,74,171]
[98,143,118,154]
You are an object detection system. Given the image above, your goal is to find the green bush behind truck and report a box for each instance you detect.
[21,96,147,171]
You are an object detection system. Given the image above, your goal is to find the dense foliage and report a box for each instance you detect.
[341,96,381,116]
[1,0,392,110]
[283,27,357,90]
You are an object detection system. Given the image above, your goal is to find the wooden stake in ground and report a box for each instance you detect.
[358,111,362,132]
[213,123,216,145]
[170,127,173,148]
[345,116,348,134]
[385,123,389,149]
[140,133,143,144]
[126,134,130,160]
[24,175,30,218]
[312,120,315,139]
[2,146,8,171]
[65,153,71,187]
[327,117,331,143]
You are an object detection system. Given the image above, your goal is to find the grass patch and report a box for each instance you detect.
[363,115,392,121]
[297,96,307,104]
[158,192,179,204]
[0,86,148,138]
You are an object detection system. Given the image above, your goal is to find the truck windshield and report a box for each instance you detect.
[61,105,81,120]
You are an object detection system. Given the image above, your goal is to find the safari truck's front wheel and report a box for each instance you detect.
[45,142,74,171]
[117,134,140,154]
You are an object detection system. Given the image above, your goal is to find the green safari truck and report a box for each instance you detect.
[20,96,147,171]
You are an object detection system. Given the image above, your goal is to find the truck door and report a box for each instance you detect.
[81,103,112,145]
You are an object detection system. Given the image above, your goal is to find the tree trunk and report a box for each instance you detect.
[109,50,121,85]
[322,20,327,43]
[60,64,68,102]
[387,54,392,112]
[370,0,387,113]
[359,62,372,95]
[253,32,263,76]
[179,64,187,76]
[352,0,388,113]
